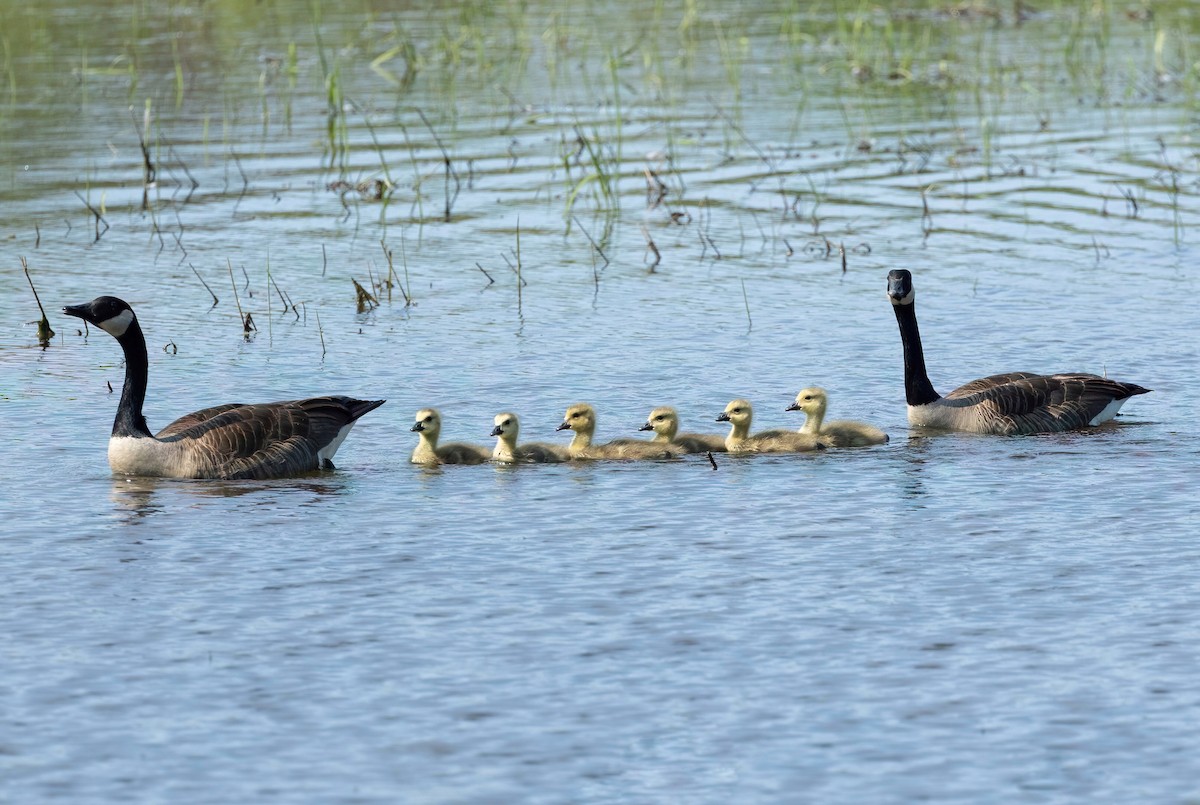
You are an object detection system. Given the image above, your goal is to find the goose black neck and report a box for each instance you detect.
[892,301,941,407]
[113,319,152,438]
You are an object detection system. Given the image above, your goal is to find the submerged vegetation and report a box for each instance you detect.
[1,0,1198,336]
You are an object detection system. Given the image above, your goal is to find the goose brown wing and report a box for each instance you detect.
[948,373,1146,435]
[160,396,385,479]
[155,403,248,438]
[943,372,1042,399]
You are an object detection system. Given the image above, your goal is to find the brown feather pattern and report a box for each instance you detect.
[157,396,385,479]
[939,373,1150,435]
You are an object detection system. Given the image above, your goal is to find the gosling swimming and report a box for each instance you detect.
[717,399,825,453]
[411,408,490,465]
[557,403,680,460]
[786,387,888,447]
[491,412,568,463]
[639,406,727,453]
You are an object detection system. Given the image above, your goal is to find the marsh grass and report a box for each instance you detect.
[2,0,1196,332]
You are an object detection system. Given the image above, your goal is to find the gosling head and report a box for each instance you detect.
[62,295,139,338]
[556,403,596,434]
[716,399,753,428]
[491,411,519,441]
[887,269,915,306]
[410,408,442,437]
[786,387,828,416]
[640,406,679,439]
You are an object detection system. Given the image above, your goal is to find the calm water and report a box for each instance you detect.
[2,1,1199,801]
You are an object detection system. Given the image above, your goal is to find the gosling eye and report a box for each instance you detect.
[424,416,434,423]
[733,407,742,414]
[655,415,665,422]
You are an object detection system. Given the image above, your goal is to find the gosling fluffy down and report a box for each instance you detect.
[639,406,727,453]
[787,387,888,447]
[491,412,568,463]
[410,408,490,465]
[717,399,825,453]
[557,403,680,460]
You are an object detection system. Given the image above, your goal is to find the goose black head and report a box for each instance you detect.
[63,296,137,337]
[887,270,915,306]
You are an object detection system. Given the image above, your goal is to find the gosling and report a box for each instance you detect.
[491,412,568,463]
[639,406,727,454]
[716,399,826,453]
[410,408,490,465]
[786,387,888,447]
[556,403,680,460]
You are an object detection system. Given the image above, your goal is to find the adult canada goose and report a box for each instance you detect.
[786,387,888,447]
[638,406,727,453]
[410,408,490,465]
[716,399,826,453]
[556,403,679,460]
[62,296,384,480]
[887,269,1150,434]
[491,412,568,463]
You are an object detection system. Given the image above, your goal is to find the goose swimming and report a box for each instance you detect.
[887,269,1150,434]
[62,295,384,479]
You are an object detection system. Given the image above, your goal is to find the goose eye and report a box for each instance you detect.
[655,415,665,421]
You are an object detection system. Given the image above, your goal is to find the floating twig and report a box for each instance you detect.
[21,257,54,345]
[190,263,219,308]
[572,214,610,269]
[417,107,460,221]
[641,224,661,272]
[707,451,718,471]
[740,279,752,331]
[73,190,109,242]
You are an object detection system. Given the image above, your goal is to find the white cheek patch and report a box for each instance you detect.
[98,309,135,337]
[889,289,916,306]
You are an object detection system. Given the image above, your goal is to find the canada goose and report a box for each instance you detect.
[410,408,491,465]
[716,399,826,453]
[62,296,384,479]
[887,269,1151,434]
[786,387,888,447]
[556,403,679,460]
[638,406,727,453]
[491,412,568,463]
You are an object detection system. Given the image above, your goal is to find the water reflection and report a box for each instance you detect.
[109,474,350,524]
